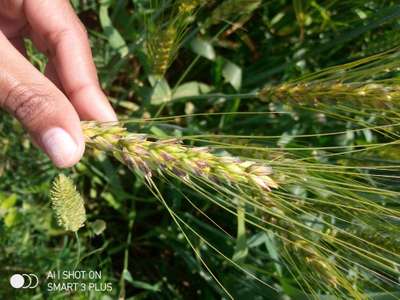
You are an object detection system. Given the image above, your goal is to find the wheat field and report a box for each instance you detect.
[1,1,400,299]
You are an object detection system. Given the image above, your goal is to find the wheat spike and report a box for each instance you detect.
[259,81,400,108]
[82,121,278,192]
[145,0,204,76]
[50,174,86,232]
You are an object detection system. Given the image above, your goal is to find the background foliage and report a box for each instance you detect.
[1,0,400,299]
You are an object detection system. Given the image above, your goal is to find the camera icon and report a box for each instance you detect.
[9,274,39,289]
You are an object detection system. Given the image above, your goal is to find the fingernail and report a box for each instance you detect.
[42,128,80,168]
[100,107,118,122]
[95,99,118,122]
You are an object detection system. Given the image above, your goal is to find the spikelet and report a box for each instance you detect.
[50,174,86,232]
[82,121,278,192]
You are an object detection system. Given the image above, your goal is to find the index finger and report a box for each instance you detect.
[24,0,117,122]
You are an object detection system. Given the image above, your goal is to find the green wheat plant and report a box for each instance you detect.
[80,117,400,299]
[4,1,400,299]
[78,1,400,298]
[168,46,400,128]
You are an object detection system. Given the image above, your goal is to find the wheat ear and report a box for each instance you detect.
[259,82,400,108]
[82,121,278,192]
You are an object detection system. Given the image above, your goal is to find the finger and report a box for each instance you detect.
[0,32,85,168]
[24,0,117,122]
[0,0,25,37]
[44,59,63,91]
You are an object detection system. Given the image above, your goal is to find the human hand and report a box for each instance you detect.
[0,0,117,168]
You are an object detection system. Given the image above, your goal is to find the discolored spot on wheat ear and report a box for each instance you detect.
[50,174,86,232]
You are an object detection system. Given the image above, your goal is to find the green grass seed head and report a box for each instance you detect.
[50,174,86,232]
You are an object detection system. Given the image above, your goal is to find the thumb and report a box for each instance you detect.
[0,32,85,168]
